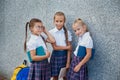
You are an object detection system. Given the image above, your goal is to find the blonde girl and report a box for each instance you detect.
[67,18,93,80]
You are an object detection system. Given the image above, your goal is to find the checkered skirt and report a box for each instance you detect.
[27,59,50,80]
[67,55,88,80]
[50,50,67,76]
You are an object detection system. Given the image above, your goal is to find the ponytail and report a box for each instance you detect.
[24,22,29,52]
[63,25,68,45]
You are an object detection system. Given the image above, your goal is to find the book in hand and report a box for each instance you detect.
[59,67,66,78]
[77,46,95,59]
[36,46,45,56]
[27,46,45,62]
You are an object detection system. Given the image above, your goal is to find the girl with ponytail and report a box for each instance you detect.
[24,18,55,80]
[49,11,72,80]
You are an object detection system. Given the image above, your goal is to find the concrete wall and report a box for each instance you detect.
[0,0,120,80]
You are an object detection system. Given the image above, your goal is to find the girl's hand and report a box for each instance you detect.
[43,26,48,34]
[46,51,50,58]
[66,62,70,69]
[67,45,72,50]
[74,64,81,72]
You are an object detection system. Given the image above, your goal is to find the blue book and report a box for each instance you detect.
[27,46,45,62]
[77,46,95,59]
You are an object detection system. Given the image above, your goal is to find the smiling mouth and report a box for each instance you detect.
[78,34,82,37]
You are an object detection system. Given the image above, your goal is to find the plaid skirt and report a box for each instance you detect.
[50,50,67,76]
[67,55,88,80]
[27,59,50,80]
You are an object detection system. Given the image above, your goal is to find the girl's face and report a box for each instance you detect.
[72,23,86,37]
[31,22,44,36]
[54,15,65,30]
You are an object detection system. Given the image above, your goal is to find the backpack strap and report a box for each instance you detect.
[23,60,27,65]
[40,35,47,47]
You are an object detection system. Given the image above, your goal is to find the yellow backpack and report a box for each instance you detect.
[11,60,27,80]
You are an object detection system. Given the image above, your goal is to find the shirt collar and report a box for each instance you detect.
[83,32,90,37]
[53,27,64,33]
[31,34,40,40]
[79,32,90,40]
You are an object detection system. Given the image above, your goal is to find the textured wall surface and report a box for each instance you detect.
[0,0,120,80]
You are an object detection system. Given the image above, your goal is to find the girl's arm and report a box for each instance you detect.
[74,48,92,72]
[66,41,72,69]
[30,50,50,61]
[51,42,71,50]
[43,27,55,43]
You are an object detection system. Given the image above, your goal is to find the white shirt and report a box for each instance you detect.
[27,33,47,52]
[74,32,93,56]
[49,27,72,46]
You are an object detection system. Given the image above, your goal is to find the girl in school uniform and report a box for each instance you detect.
[67,18,94,80]
[24,18,55,80]
[49,11,72,80]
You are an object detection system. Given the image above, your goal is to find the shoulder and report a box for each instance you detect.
[81,32,93,48]
[27,39,36,46]
[40,32,47,40]
[49,28,56,34]
[27,38,37,50]
[82,32,92,41]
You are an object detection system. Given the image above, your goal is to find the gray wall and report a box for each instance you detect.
[0,0,120,80]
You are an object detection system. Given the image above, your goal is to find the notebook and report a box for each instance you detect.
[77,46,95,59]
[27,46,45,62]
[59,67,66,78]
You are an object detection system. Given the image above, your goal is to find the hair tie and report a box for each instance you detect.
[27,22,29,24]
